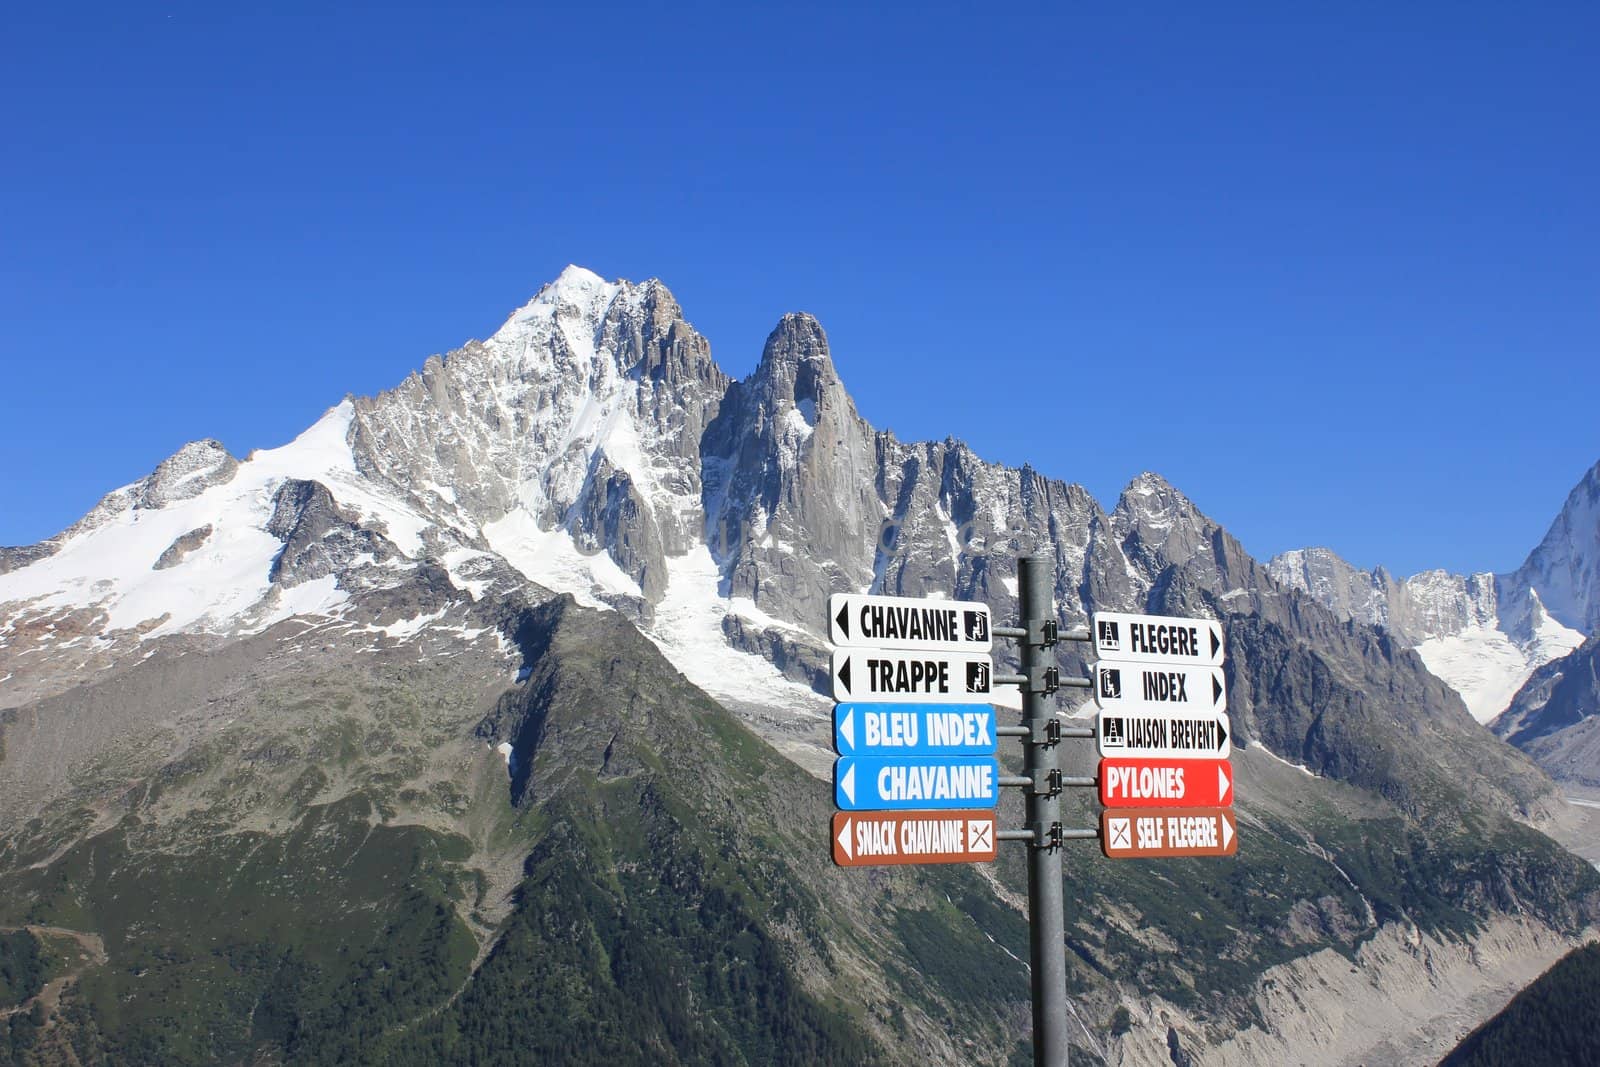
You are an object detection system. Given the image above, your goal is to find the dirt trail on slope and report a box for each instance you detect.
[0,924,108,1030]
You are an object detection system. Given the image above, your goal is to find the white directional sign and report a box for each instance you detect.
[828,593,991,650]
[1091,611,1224,666]
[831,648,994,705]
[1092,659,1227,715]
[1096,709,1231,760]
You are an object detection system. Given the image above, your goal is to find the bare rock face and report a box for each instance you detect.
[570,456,667,601]
[703,313,880,624]
[153,525,213,570]
[1501,460,1600,636]
[1494,636,1600,786]
[0,543,58,576]
[134,439,239,509]
[266,479,398,586]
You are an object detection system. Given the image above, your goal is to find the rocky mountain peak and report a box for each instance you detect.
[1110,471,1215,574]
[748,312,842,413]
[1504,459,1600,635]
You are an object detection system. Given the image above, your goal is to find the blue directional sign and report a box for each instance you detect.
[834,755,1002,811]
[834,704,998,757]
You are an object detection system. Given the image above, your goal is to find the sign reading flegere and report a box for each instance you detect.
[832,810,998,867]
[831,648,994,704]
[833,704,997,757]
[1100,808,1238,858]
[1092,659,1227,715]
[1096,709,1231,759]
[1098,757,1233,808]
[1091,611,1224,666]
[828,593,992,650]
[834,755,1001,810]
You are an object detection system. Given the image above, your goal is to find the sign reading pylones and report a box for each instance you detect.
[1098,757,1233,808]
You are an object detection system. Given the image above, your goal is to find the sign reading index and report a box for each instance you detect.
[829,593,991,650]
[831,648,994,705]
[1092,611,1224,666]
[833,704,997,757]
[1092,659,1227,715]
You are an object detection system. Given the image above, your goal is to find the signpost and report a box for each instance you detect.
[833,703,997,757]
[831,810,998,866]
[830,648,994,704]
[823,567,1241,1066]
[834,755,1001,810]
[829,592,991,650]
[1100,808,1238,858]
[1091,611,1224,666]
[1098,757,1233,808]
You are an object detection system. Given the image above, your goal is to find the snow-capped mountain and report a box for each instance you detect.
[0,266,1135,721]
[0,265,1567,803]
[6,266,1596,1067]
[1267,465,1600,723]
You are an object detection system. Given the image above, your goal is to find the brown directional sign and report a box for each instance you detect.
[831,810,998,867]
[1100,807,1238,859]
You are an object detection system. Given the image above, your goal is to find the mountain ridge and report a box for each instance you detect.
[4,266,1600,1064]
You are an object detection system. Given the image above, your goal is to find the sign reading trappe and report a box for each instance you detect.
[1096,709,1231,759]
[1091,611,1224,666]
[833,704,997,757]
[828,593,991,650]
[831,648,994,704]
[1100,808,1238,858]
[834,755,1001,810]
[1098,757,1233,808]
[832,810,998,867]
[1092,659,1227,715]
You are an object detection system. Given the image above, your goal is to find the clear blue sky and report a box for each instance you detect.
[2,3,1596,577]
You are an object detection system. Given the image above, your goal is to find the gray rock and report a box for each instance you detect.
[265,479,398,586]
[153,525,213,570]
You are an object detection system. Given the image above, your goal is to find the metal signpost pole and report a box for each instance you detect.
[1019,555,1069,1067]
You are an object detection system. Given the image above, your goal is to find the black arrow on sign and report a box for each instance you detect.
[1210,627,1221,658]
[836,603,850,640]
[1217,718,1228,749]
[1213,675,1224,705]
[837,657,852,695]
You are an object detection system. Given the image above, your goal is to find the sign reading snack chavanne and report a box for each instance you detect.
[828,593,991,651]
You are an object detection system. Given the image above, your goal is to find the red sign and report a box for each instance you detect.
[1098,757,1233,809]
[1100,808,1238,859]
[831,810,998,867]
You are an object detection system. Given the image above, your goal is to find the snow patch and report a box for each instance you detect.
[482,508,641,606]
[1249,742,1320,777]
[1415,617,1583,723]
[644,545,830,716]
